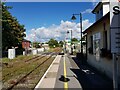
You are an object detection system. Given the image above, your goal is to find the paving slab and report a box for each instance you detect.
[54,55,82,89]
[38,78,56,88]
[45,72,57,78]
[34,55,62,89]
[49,64,59,72]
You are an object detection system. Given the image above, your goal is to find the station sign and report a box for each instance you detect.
[110,0,120,53]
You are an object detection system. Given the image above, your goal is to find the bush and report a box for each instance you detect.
[16,48,24,55]
[2,51,8,58]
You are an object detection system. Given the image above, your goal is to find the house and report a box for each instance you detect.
[22,39,31,49]
[42,44,49,51]
[83,0,120,84]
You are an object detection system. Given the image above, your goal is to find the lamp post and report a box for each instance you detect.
[71,13,83,54]
[67,30,73,54]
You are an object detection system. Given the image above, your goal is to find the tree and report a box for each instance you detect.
[59,41,64,47]
[72,38,78,42]
[2,3,26,51]
[33,42,40,48]
[48,39,59,48]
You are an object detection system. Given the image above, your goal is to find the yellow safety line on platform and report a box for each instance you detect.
[64,55,68,89]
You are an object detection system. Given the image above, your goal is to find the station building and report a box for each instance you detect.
[83,1,120,83]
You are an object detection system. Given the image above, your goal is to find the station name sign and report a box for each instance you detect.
[110,1,120,53]
[113,5,120,15]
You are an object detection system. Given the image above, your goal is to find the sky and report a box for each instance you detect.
[5,2,98,42]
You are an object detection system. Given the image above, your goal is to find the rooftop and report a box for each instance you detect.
[83,12,110,34]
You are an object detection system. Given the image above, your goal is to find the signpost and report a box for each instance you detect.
[110,0,120,89]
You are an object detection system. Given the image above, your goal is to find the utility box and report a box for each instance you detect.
[37,48,44,53]
[8,49,15,59]
[23,51,25,55]
[32,49,37,55]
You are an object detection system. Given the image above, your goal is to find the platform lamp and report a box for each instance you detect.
[67,30,73,55]
[71,13,83,54]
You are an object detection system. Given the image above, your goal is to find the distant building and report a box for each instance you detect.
[83,0,120,84]
[42,44,49,51]
[22,39,31,49]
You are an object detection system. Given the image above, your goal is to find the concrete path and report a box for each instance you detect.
[34,54,82,89]
[34,55,61,89]
[35,54,113,89]
[54,54,82,89]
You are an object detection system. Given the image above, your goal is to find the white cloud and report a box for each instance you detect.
[82,9,92,14]
[25,20,93,42]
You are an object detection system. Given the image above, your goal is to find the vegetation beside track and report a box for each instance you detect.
[48,47,62,52]
[2,47,62,89]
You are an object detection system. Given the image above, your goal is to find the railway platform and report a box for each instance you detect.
[34,54,113,89]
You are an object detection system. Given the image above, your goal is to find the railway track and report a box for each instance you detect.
[2,52,54,82]
[4,52,55,90]
[2,47,62,89]
[24,52,52,62]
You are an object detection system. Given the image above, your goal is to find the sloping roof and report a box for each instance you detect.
[22,39,31,43]
[83,12,110,34]
[92,2,109,14]
[92,2,102,14]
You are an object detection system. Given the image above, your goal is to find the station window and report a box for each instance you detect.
[88,35,93,54]
[93,32,101,55]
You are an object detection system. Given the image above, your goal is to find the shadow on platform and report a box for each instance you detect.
[69,56,113,90]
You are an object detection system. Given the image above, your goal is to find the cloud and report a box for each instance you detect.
[82,9,92,14]
[25,20,93,42]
